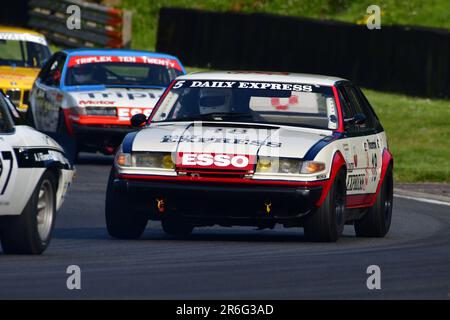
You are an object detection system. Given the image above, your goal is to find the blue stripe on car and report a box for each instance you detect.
[122,131,138,153]
[303,132,342,161]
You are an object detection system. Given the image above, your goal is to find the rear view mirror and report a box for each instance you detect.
[130,113,147,127]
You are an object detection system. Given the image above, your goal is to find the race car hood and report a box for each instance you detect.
[0,66,39,90]
[131,122,331,159]
[9,126,64,151]
[65,87,165,109]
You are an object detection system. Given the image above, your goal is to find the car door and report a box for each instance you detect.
[32,53,66,132]
[0,93,19,214]
[338,84,381,196]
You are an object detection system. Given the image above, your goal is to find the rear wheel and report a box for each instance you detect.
[162,218,194,237]
[105,167,148,239]
[355,165,393,237]
[304,169,346,242]
[1,171,57,254]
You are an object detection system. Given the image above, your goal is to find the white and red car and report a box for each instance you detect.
[106,71,394,242]
[28,49,185,156]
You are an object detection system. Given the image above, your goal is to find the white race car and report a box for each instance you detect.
[0,91,73,254]
[106,71,393,242]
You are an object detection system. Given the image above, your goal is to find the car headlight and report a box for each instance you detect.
[256,157,325,174]
[132,152,175,169]
[256,157,302,174]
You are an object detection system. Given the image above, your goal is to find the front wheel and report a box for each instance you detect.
[1,171,57,254]
[105,168,148,239]
[26,105,36,127]
[355,165,393,237]
[304,169,346,242]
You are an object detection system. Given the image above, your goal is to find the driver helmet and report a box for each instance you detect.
[72,64,93,83]
[198,88,232,114]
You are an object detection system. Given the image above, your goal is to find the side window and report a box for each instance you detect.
[337,86,358,133]
[41,54,66,87]
[343,85,374,131]
[354,87,382,131]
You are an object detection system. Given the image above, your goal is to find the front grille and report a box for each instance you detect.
[177,168,250,179]
[5,89,21,107]
[85,106,117,116]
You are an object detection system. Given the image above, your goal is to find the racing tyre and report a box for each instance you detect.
[57,109,79,164]
[304,169,346,242]
[0,171,57,254]
[355,165,393,237]
[26,106,36,127]
[161,218,194,237]
[105,168,148,239]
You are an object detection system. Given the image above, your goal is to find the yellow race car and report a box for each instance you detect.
[0,26,51,111]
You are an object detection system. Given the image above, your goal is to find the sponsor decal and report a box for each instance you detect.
[79,91,161,100]
[79,100,115,106]
[173,80,314,92]
[364,139,378,151]
[117,107,152,119]
[14,148,71,169]
[0,32,47,45]
[346,173,367,191]
[161,135,282,148]
[67,55,183,71]
[177,153,255,171]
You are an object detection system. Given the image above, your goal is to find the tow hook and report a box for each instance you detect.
[156,198,165,213]
[264,201,272,214]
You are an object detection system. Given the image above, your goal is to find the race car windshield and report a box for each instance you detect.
[65,58,184,87]
[151,80,339,130]
[0,39,51,68]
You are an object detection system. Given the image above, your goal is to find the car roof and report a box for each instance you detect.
[0,25,46,38]
[178,71,347,86]
[63,48,181,61]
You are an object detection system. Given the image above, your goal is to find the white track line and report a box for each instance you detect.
[394,194,450,207]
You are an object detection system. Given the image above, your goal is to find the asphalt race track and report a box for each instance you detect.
[0,154,449,299]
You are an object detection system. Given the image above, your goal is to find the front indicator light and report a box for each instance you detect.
[162,154,175,169]
[301,161,326,174]
[116,153,131,167]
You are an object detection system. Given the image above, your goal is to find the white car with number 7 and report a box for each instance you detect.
[0,92,73,254]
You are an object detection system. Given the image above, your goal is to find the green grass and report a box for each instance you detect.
[363,89,450,183]
[119,0,450,51]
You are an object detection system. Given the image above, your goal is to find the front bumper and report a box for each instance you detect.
[72,123,135,153]
[112,176,323,226]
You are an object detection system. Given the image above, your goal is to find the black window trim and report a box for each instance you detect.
[335,81,383,137]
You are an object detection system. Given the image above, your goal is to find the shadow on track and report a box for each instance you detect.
[53,226,358,243]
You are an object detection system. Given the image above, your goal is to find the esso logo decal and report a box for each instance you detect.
[117,107,152,119]
[177,153,254,171]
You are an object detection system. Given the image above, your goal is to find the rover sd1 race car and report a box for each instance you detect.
[0,91,73,254]
[28,49,185,156]
[0,26,51,111]
[106,71,393,242]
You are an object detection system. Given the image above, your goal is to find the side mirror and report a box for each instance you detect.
[130,113,147,127]
[353,113,366,125]
[344,113,366,127]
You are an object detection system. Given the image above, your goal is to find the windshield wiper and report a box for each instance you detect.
[197,112,253,120]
